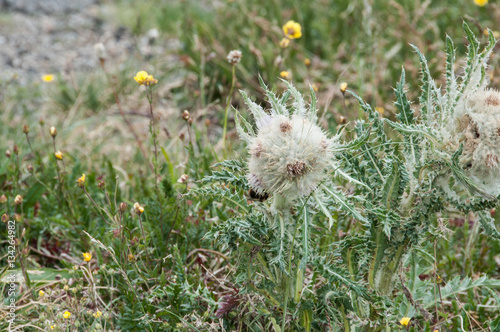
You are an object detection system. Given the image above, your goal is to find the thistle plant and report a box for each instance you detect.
[202,78,370,330]
[201,23,500,330]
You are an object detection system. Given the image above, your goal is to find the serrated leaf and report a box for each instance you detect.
[321,184,367,224]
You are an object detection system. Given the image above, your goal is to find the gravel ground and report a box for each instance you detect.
[0,0,137,85]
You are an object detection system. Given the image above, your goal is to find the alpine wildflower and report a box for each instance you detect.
[14,195,23,205]
[279,38,290,48]
[280,71,290,79]
[236,81,338,205]
[226,50,242,65]
[134,202,144,215]
[474,0,488,6]
[62,311,71,319]
[400,317,411,326]
[134,70,158,86]
[39,290,45,297]
[93,310,102,319]
[282,20,302,39]
[82,252,92,262]
[340,82,348,94]
[375,106,385,116]
[451,88,500,195]
[76,174,86,188]
[42,74,54,82]
[55,151,63,160]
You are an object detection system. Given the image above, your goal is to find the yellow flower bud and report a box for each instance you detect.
[76,174,86,188]
[340,82,348,93]
[50,126,57,137]
[82,252,92,262]
[55,151,63,160]
[279,38,290,48]
[133,202,144,215]
[280,71,290,79]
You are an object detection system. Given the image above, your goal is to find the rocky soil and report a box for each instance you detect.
[0,0,137,85]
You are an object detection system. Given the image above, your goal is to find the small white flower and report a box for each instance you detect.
[227,50,242,65]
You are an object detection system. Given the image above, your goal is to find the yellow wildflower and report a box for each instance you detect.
[82,252,92,262]
[134,70,158,86]
[93,310,102,318]
[77,174,86,187]
[50,126,57,137]
[340,82,348,93]
[134,202,145,215]
[63,285,69,291]
[304,58,311,66]
[280,71,290,79]
[312,83,319,92]
[63,311,71,319]
[400,317,411,326]
[375,106,385,116]
[42,74,55,82]
[50,326,55,330]
[474,0,488,6]
[55,151,63,160]
[279,38,290,48]
[39,290,45,297]
[128,254,135,261]
[282,20,302,39]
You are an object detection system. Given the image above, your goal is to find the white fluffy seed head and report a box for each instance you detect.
[453,88,500,195]
[237,83,337,203]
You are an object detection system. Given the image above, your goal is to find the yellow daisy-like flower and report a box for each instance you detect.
[93,310,102,318]
[474,0,488,6]
[279,38,290,48]
[280,71,290,79]
[375,106,385,116]
[50,325,55,330]
[134,71,158,86]
[76,174,86,187]
[42,74,55,82]
[62,311,71,319]
[282,20,302,39]
[39,290,45,297]
[133,202,145,215]
[400,317,411,326]
[82,252,92,262]
[55,151,63,160]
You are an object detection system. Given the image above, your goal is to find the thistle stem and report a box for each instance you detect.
[222,65,236,157]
